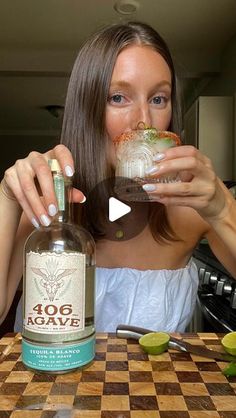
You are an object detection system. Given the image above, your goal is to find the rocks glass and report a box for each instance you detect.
[114,123,181,201]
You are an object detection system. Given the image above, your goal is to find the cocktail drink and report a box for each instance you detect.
[114,123,181,186]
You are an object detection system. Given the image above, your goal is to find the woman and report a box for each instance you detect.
[0,22,236,333]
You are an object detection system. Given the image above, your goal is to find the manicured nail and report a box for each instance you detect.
[142,184,156,192]
[31,217,40,228]
[65,165,74,177]
[145,165,160,175]
[40,214,51,226]
[48,204,57,216]
[153,153,165,162]
[80,195,87,203]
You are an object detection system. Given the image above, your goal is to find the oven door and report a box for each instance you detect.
[187,257,236,332]
[186,291,235,333]
[197,293,235,332]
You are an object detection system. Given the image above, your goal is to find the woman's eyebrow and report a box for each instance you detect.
[109,80,132,90]
[109,80,171,90]
[152,80,172,90]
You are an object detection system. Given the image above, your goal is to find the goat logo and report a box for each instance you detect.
[31,258,76,301]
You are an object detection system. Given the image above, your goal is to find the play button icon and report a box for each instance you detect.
[85,176,150,241]
[109,197,131,222]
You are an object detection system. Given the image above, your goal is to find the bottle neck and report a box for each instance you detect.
[52,172,73,224]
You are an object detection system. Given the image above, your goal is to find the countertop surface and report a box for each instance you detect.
[0,332,236,417]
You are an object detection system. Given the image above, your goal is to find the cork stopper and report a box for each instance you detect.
[48,159,62,173]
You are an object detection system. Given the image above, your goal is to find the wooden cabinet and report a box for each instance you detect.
[184,96,233,180]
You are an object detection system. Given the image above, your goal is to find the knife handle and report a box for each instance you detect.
[116,324,153,340]
[116,324,188,353]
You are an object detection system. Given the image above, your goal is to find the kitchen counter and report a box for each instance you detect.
[0,332,236,417]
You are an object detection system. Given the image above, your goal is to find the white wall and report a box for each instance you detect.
[196,34,236,180]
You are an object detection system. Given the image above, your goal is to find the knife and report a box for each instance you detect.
[116,324,236,362]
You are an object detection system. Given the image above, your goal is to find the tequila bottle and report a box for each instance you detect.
[22,159,96,373]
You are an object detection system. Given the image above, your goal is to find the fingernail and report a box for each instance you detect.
[65,165,74,177]
[142,184,156,192]
[31,217,40,228]
[145,165,160,175]
[80,195,87,203]
[40,214,51,226]
[153,153,165,161]
[48,204,57,216]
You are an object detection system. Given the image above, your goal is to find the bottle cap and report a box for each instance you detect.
[48,159,62,172]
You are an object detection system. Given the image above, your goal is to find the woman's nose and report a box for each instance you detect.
[131,104,152,129]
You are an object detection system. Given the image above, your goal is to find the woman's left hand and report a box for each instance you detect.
[142,145,228,221]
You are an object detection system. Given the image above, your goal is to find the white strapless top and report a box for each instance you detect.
[14,260,199,333]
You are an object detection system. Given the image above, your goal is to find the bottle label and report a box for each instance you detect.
[24,251,85,334]
[22,334,95,371]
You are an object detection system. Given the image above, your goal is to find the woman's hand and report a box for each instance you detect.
[1,144,86,227]
[142,145,228,221]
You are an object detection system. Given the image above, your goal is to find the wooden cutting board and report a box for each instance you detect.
[0,332,236,417]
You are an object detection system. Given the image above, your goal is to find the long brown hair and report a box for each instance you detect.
[61,21,182,243]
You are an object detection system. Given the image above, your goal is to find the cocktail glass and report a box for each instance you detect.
[114,123,181,201]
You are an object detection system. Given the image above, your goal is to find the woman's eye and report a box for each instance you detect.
[151,96,168,106]
[108,94,125,104]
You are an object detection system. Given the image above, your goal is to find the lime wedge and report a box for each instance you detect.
[222,362,236,377]
[221,332,236,356]
[139,332,170,355]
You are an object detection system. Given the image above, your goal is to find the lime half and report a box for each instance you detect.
[139,332,170,355]
[221,332,236,356]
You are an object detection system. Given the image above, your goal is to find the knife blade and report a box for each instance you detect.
[116,324,236,362]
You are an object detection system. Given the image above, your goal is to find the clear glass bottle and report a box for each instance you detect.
[22,159,96,373]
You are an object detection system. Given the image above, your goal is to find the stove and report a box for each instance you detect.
[192,242,236,332]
